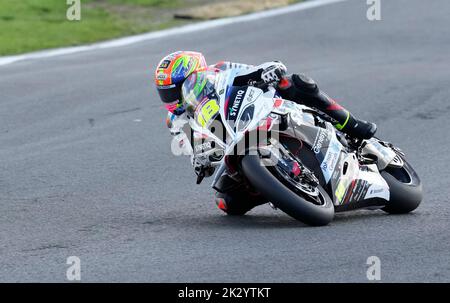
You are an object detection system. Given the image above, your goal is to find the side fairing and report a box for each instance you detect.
[278,102,390,206]
[333,163,390,205]
[311,126,343,184]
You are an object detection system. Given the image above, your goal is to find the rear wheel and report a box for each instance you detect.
[241,155,334,226]
[381,159,423,214]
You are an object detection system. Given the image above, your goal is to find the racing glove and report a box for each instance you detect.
[192,154,215,184]
[231,61,287,86]
[260,61,287,84]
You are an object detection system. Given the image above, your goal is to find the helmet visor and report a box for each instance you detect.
[181,70,216,116]
[157,83,182,104]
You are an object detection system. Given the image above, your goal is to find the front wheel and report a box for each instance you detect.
[240,155,334,226]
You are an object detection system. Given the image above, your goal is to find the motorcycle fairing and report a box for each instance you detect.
[274,100,391,206]
[331,161,390,205]
[216,70,274,149]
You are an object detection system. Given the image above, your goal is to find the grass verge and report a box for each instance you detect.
[0,0,300,56]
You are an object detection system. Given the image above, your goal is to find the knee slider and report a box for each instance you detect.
[292,74,318,94]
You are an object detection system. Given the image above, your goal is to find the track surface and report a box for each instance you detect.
[1,0,449,282]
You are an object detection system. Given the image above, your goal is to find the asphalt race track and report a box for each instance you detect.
[1,0,449,282]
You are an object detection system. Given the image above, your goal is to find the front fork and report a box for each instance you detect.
[259,141,320,188]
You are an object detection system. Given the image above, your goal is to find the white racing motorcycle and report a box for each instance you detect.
[182,69,422,226]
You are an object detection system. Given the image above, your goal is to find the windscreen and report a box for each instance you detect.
[181,70,220,127]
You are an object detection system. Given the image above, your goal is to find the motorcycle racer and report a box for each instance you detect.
[154,51,377,215]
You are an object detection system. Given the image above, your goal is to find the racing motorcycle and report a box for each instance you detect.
[183,69,423,226]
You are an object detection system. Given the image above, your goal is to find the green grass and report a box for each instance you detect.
[0,0,299,56]
[105,0,180,8]
[0,0,185,55]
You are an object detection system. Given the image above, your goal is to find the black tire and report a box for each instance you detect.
[240,155,334,226]
[381,160,423,214]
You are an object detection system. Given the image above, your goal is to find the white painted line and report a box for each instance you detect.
[0,0,348,67]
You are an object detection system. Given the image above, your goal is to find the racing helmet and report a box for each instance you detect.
[154,51,207,105]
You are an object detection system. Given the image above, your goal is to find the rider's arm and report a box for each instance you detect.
[166,111,193,157]
[167,110,215,179]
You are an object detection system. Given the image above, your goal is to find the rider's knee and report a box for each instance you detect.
[278,73,319,102]
[291,73,319,94]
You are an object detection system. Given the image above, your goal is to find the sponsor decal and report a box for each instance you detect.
[369,188,384,195]
[319,134,342,183]
[229,89,246,117]
[322,153,337,170]
[312,128,328,154]
[354,181,367,202]
[335,182,347,204]
[195,141,212,153]
[159,60,171,69]
[359,170,390,201]
[246,88,255,103]
[158,84,176,89]
[157,73,167,80]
